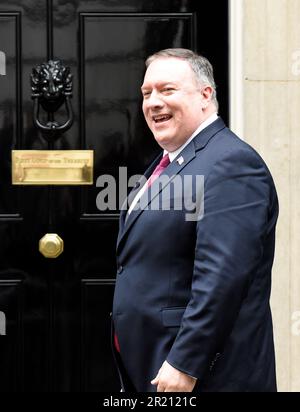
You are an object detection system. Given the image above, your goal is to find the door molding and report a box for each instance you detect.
[229,0,244,137]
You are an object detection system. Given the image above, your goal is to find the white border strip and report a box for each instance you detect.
[229,0,244,137]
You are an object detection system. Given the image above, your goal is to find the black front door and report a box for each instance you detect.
[0,0,228,391]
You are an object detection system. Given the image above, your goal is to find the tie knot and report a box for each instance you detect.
[159,154,170,168]
[147,153,170,188]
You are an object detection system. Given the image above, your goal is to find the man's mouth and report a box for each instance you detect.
[152,114,172,124]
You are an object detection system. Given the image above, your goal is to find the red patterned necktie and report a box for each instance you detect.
[114,154,170,354]
[114,333,121,353]
[147,153,170,187]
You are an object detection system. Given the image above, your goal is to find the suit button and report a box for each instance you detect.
[117,265,123,275]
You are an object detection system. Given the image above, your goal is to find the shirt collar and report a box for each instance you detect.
[164,112,218,162]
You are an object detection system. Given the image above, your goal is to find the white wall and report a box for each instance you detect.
[230,0,300,392]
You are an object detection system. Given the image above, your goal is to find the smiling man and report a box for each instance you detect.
[112,49,278,392]
[141,55,216,152]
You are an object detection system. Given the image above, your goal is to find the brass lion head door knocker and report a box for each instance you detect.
[31,59,73,137]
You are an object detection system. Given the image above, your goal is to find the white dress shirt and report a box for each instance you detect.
[127,113,218,215]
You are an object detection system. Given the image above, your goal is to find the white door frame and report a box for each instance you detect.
[229,0,244,137]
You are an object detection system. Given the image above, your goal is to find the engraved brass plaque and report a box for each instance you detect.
[12,150,93,185]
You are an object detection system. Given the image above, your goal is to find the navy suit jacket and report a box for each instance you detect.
[112,118,278,392]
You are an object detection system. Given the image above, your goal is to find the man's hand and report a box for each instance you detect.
[151,361,197,392]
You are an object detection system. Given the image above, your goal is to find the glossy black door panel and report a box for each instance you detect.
[80,13,195,217]
[0,13,21,216]
[81,280,117,391]
[0,278,23,391]
[0,0,228,391]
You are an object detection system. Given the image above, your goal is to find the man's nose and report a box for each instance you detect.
[146,92,164,109]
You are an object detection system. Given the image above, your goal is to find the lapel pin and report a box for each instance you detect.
[177,156,184,165]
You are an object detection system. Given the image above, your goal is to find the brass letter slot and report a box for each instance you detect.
[12,150,93,185]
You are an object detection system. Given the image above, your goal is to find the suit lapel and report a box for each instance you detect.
[117,142,196,250]
[117,117,226,251]
[117,153,162,246]
[193,117,226,151]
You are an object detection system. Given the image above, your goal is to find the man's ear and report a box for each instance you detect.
[202,86,213,103]
[201,86,213,110]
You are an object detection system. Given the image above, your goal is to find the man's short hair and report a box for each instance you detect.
[145,48,218,110]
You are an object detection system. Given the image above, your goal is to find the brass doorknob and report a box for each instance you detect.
[39,233,64,258]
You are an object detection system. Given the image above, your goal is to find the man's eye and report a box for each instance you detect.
[162,88,174,93]
[143,91,151,98]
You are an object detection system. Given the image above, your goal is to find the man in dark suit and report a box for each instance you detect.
[112,49,278,392]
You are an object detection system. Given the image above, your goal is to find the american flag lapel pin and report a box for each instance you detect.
[177,156,184,165]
